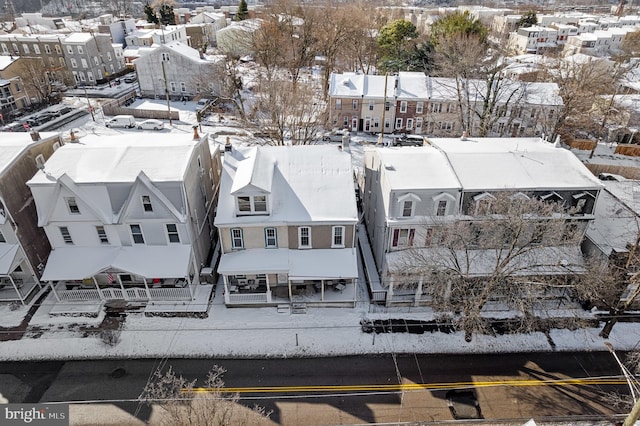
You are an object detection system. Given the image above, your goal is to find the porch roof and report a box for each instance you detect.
[0,244,20,275]
[217,248,358,279]
[41,245,192,281]
[385,245,585,277]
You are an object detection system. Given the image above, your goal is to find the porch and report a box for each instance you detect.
[51,277,195,303]
[0,277,41,305]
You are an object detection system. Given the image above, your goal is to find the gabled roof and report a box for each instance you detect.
[229,147,274,194]
[115,171,186,224]
[216,145,357,226]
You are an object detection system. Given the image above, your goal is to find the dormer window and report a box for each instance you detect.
[473,192,496,216]
[432,192,456,217]
[236,195,269,215]
[142,195,153,212]
[402,201,413,217]
[397,193,420,218]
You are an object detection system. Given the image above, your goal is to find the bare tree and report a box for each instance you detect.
[14,58,57,106]
[189,57,248,120]
[398,193,585,342]
[140,365,272,426]
[248,76,326,145]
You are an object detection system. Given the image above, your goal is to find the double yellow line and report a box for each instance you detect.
[191,376,628,394]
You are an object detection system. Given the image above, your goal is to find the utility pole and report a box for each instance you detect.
[605,342,640,426]
[378,73,389,145]
[161,60,172,126]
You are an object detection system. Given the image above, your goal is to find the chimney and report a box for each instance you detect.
[29,130,41,141]
[192,125,200,140]
[460,131,468,141]
[225,136,232,152]
[69,130,76,142]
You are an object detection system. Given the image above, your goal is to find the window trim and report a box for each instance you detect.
[60,226,73,245]
[231,228,244,249]
[264,227,277,248]
[332,226,345,248]
[298,226,311,248]
[141,195,153,212]
[96,225,109,244]
[130,224,145,244]
[66,197,80,214]
[166,223,180,243]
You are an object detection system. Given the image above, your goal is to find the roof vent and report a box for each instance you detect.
[460,131,468,141]
[385,165,395,171]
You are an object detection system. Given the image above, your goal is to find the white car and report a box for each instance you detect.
[137,119,164,131]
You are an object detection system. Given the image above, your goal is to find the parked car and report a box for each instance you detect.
[0,122,27,132]
[393,134,424,147]
[322,129,349,142]
[105,115,136,128]
[446,390,482,420]
[137,119,164,131]
[124,75,137,84]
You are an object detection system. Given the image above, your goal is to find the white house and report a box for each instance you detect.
[133,41,222,100]
[215,145,359,308]
[27,133,221,313]
[215,19,262,57]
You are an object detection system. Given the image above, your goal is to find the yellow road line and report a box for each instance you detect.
[190,377,628,394]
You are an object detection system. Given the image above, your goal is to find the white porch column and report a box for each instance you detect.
[7,276,25,305]
[143,278,151,300]
[386,275,395,306]
[91,276,103,301]
[321,279,325,301]
[265,275,272,303]
[223,275,230,304]
[414,277,423,307]
[49,281,60,302]
[288,280,293,301]
[117,274,126,300]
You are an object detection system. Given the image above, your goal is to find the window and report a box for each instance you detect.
[424,228,433,246]
[170,82,176,92]
[436,200,447,216]
[93,56,99,66]
[332,226,345,248]
[180,82,186,92]
[352,99,358,110]
[70,58,77,68]
[400,101,407,113]
[368,101,374,111]
[431,103,442,113]
[231,228,243,249]
[142,195,153,212]
[265,227,277,248]
[77,46,84,54]
[66,45,73,54]
[59,57,65,67]
[298,226,311,248]
[238,196,251,212]
[87,72,94,81]
[395,118,403,129]
[402,200,413,217]
[166,224,180,243]
[236,195,267,214]
[96,226,109,244]
[81,58,88,68]
[55,45,61,54]
[392,228,414,248]
[406,118,413,130]
[66,197,80,214]
[1,44,7,54]
[130,224,144,244]
[385,102,390,111]
[60,226,73,245]
[0,230,5,243]
[384,119,390,129]
[335,99,341,110]
[35,154,45,168]
[107,52,112,61]
[33,44,40,54]
[474,193,495,215]
[162,52,170,62]
[416,102,424,114]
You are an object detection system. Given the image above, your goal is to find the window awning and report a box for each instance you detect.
[288,248,358,280]
[0,244,21,275]
[41,245,193,281]
[217,248,359,280]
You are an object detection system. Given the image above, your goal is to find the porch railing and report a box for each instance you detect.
[58,289,102,302]
[149,287,191,300]
[227,292,270,304]
[55,283,192,302]
[371,290,387,303]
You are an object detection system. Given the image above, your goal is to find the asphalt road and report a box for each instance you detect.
[0,352,631,425]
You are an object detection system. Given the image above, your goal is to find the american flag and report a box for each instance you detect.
[107,273,114,283]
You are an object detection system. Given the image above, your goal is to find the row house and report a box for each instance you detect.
[0,132,63,306]
[507,25,559,55]
[124,26,189,48]
[0,56,41,118]
[0,34,75,89]
[61,32,126,85]
[134,41,222,100]
[328,72,562,138]
[27,133,221,312]
[215,145,359,308]
[363,136,603,307]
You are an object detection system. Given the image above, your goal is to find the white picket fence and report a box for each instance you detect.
[56,284,191,302]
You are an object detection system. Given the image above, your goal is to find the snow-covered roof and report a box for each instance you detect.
[218,248,358,279]
[62,32,93,43]
[215,145,357,226]
[328,73,365,98]
[396,72,428,100]
[0,55,17,71]
[41,245,192,281]
[587,181,640,256]
[162,41,205,62]
[0,132,58,175]
[371,146,460,191]
[428,137,604,192]
[28,134,198,185]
